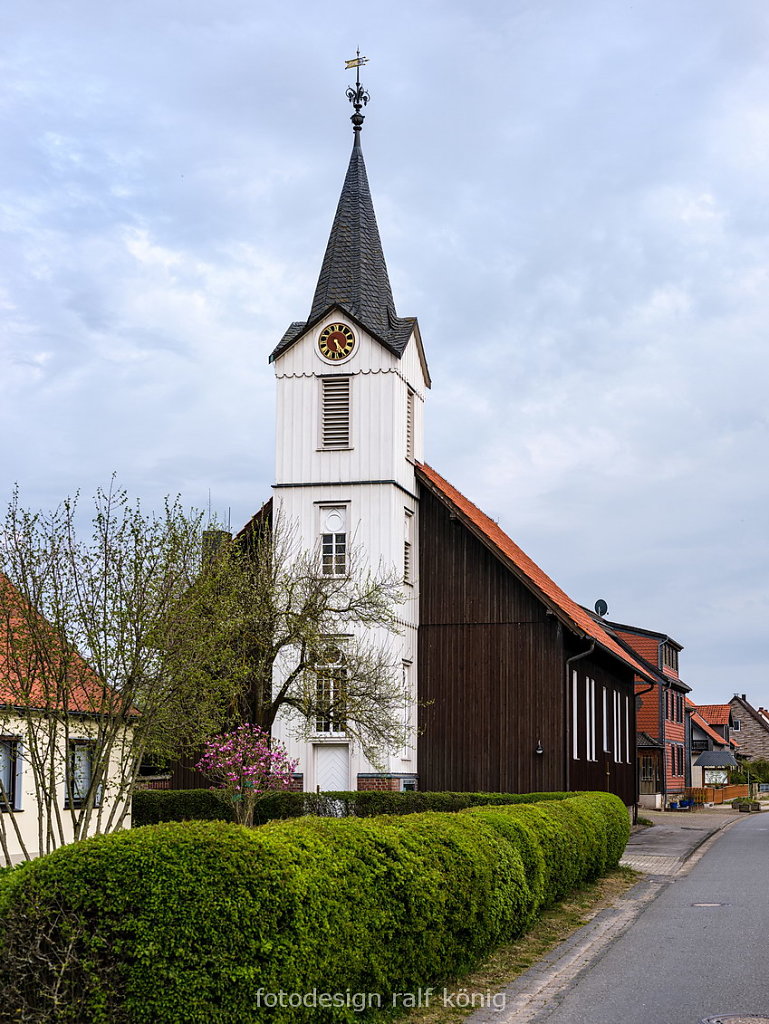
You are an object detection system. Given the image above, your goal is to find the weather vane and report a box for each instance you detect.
[345,49,370,134]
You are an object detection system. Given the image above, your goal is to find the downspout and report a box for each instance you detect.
[565,641,595,792]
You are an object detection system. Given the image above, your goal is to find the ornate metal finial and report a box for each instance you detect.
[345,49,370,134]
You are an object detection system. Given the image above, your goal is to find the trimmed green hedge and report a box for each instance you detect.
[0,792,630,1024]
[132,787,575,827]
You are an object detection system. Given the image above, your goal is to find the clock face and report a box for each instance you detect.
[318,323,356,361]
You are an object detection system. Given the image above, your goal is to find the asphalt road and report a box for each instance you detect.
[531,813,769,1024]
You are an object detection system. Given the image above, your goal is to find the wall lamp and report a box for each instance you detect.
[535,740,544,755]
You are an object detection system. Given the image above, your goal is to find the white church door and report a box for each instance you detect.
[315,744,350,792]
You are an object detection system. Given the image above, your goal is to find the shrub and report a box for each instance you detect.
[132,787,576,826]
[0,791,627,1024]
[131,788,234,826]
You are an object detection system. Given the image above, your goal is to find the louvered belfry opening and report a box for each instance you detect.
[406,388,415,461]
[321,376,351,448]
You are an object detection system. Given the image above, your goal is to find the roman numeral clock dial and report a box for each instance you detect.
[318,323,356,361]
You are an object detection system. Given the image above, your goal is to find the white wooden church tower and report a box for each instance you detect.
[267,70,430,792]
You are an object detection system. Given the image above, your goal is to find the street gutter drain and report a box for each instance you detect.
[700,1016,769,1023]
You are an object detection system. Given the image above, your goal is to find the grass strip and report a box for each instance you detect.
[400,866,640,1024]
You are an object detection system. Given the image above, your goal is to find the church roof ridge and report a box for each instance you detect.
[415,463,652,679]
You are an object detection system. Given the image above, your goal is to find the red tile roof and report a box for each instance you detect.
[694,704,732,726]
[416,464,650,679]
[690,710,729,748]
[0,574,131,717]
[615,631,661,666]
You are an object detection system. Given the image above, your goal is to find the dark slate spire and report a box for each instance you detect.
[307,133,400,341]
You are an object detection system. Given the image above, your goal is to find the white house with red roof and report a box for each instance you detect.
[0,575,132,865]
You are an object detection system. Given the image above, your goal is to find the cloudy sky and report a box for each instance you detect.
[2,1,767,704]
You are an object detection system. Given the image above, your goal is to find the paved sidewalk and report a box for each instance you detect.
[620,806,740,874]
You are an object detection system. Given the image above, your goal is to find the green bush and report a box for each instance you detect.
[132,787,575,827]
[132,788,234,825]
[0,791,628,1024]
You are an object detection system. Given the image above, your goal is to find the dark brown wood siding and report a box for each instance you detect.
[566,648,637,806]
[417,486,565,793]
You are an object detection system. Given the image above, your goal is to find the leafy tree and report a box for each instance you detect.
[0,482,237,865]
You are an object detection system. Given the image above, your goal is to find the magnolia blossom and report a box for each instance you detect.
[196,724,298,802]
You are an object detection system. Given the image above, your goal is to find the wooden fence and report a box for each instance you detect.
[686,784,748,804]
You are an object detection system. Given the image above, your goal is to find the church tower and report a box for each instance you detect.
[268,65,430,792]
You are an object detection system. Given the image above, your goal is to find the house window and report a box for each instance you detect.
[314,646,347,734]
[571,670,579,760]
[625,694,631,763]
[602,686,609,752]
[406,388,415,461]
[613,691,621,764]
[661,643,679,673]
[670,745,684,778]
[66,741,99,808]
[585,677,596,762]
[732,718,741,732]
[319,507,347,576]
[404,511,414,584]
[322,533,346,576]
[0,738,20,812]
[320,376,351,449]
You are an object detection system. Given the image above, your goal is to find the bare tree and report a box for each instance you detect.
[192,504,408,767]
[0,482,237,865]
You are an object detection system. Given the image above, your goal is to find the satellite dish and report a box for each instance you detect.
[594,599,608,618]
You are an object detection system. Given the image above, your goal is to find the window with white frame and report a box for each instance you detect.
[585,677,596,761]
[572,671,579,760]
[602,686,609,752]
[320,376,351,448]
[314,645,347,734]
[66,740,100,808]
[0,738,20,812]
[319,506,347,576]
[732,718,741,732]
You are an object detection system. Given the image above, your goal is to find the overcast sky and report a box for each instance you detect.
[2,1,767,705]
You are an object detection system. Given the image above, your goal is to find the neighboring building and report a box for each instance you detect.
[245,78,651,804]
[0,575,132,866]
[598,618,691,809]
[692,704,734,745]
[687,698,734,788]
[727,694,769,760]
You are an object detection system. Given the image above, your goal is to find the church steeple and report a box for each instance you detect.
[307,133,400,343]
[270,62,422,367]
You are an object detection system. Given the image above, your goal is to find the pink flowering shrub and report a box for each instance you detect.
[196,724,298,826]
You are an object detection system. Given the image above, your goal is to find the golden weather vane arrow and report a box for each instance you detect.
[345,49,370,135]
